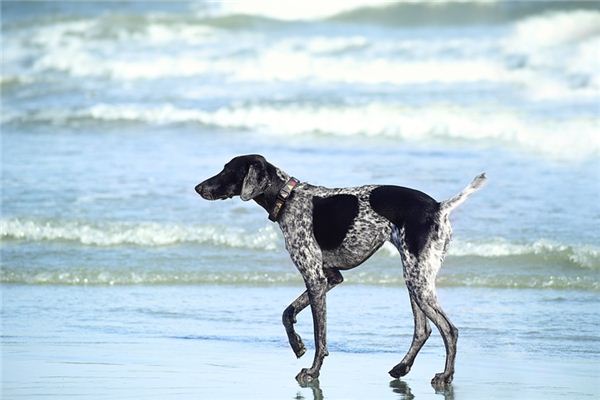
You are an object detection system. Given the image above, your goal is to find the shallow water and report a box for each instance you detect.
[1,1,599,398]
[2,285,599,399]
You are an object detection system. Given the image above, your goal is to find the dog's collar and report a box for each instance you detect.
[269,177,299,222]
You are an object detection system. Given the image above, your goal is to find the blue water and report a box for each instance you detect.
[2,0,599,288]
[1,1,599,398]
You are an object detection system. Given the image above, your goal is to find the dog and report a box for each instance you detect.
[195,154,486,385]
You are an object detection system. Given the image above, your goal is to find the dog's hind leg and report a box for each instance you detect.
[389,294,432,378]
[389,225,433,378]
[282,269,343,359]
[412,287,458,386]
[412,230,458,386]
[389,222,457,385]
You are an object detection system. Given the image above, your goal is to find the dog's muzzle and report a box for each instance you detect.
[195,183,213,200]
[195,183,231,200]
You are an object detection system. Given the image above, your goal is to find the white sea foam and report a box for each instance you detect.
[15,27,594,107]
[505,10,600,100]
[30,28,215,80]
[1,266,597,290]
[2,14,509,84]
[509,10,600,50]
[6,7,594,106]
[452,240,600,270]
[9,102,597,160]
[0,268,302,286]
[3,268,597,290]
[2,218,598,269]
[234,52,507,85]
[28,34,507,84]
[379,239,600,269]
[0,218,279,250]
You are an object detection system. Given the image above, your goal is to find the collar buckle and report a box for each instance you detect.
[269,177,299,222]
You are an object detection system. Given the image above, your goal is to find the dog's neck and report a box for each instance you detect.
[253,164,291,217]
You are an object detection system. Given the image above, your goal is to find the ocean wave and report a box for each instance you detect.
[0,268,300,286]
[0,11,583,84]
[4,7,597,102]
[209,0,396,22]
[329,1,600,25]
[5,103,597,160]
[2,218,598,269]
[351,271,599,291]
[0,218,278,249]
[1,267,597,291]
[211,1,598,26]
[21,37,597,101]
[503,10,600,100]
[380,240,600,270]
[27,38,508,83]
[509,10,600,50]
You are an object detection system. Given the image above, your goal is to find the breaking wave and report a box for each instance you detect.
[2,218,598,270]
[209,0,394,22]
[3,8,597,94]
[0,218,278,250]
[1,267,597,291]
[502,10,600,100]
[5,103,597,160]
[209,1,598,26]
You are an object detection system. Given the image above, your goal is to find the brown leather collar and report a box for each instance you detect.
[269,177,299,222]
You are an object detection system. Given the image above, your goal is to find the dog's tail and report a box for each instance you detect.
[440,173,487,215]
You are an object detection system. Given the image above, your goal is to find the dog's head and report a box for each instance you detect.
[195,154,269,201]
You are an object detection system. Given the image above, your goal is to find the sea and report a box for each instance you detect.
[1,1,599,398]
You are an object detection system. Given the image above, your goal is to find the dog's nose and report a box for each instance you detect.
[195,183,214,200]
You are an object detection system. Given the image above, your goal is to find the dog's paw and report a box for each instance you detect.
[389,363,411,379]
[294,344,307,358]
[431,372,453,386]
[290,333,306,358]
[296,368,319,384]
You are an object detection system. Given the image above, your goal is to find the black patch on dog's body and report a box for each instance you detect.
[369,186,440,257]
[312,194,359,250]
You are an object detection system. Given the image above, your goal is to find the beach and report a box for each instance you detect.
[2,1,600,398]
[3,285,598,399]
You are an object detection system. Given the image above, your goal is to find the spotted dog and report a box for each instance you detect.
[195,154,486,386]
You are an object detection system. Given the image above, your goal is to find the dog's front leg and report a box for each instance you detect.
[279,212,330,384]
[282,233,328,384]
[283,269,343,360]
[283,290,309,358]
[295,273,328,384]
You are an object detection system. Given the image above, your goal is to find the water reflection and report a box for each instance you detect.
[389,379,455,400]
[295,379,323,400]
[432,382,455,400]
[390,379,414,399]
[295,377,455,400]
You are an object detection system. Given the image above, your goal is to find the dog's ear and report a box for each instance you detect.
[241,161,268,201]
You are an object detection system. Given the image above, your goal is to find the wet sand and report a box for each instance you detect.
[3,298,597,400]
[5,339,597,399]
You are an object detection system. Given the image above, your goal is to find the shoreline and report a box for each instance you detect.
[3,334,597,400]
[2,284,599,399]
